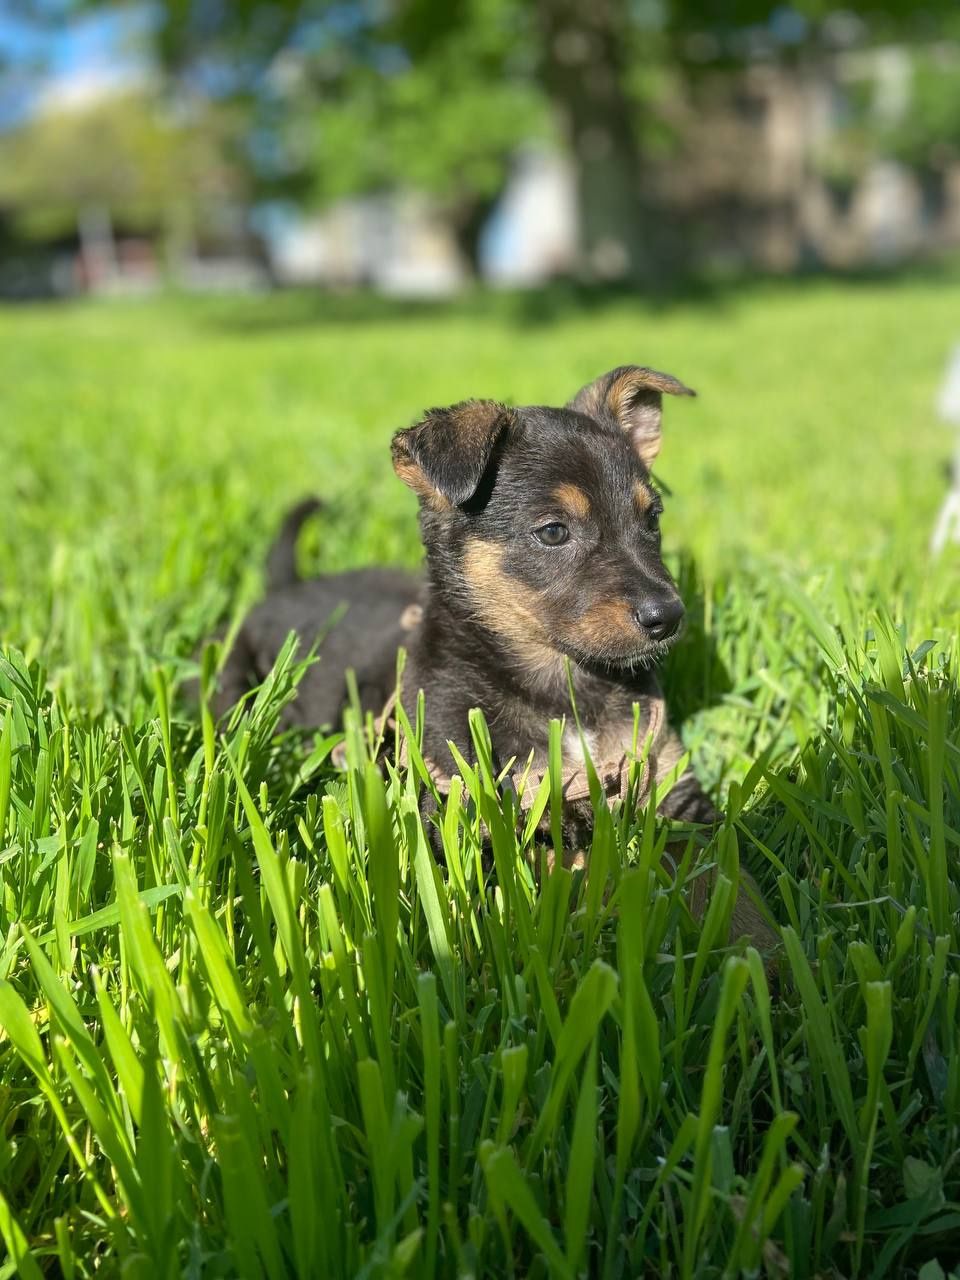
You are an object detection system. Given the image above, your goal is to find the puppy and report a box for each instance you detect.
[215,366,775,949]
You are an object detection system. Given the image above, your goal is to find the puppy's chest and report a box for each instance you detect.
[559,725,603,770]
[501,705,671,850]
[497,703,659,778]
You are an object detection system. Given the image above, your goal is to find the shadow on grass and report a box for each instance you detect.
[660,551,734,727]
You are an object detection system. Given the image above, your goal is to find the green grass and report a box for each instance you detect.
[1,274,960,1278]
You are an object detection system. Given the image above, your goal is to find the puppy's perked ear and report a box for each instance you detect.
[391,400,512,507]
[569,366,695,468]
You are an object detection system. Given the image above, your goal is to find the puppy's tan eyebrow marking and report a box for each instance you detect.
[634,482,653,514]
[552,483,591,519]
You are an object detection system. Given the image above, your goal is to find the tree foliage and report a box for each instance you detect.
[884,51,960,171]
[281,0,549,226]
[0,90,248,243]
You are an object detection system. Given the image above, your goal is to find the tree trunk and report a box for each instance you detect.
[536,0,660,284]
[449,190,500,279]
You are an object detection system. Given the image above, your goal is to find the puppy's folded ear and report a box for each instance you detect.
[569,366,695,468]
[392,400,512,507]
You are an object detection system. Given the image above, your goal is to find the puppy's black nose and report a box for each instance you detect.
[634,598,684,642]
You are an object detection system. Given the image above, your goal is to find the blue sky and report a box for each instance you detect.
[0,4,151,125]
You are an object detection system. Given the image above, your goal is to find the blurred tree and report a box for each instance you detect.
[0,91,248,272]
[882,51,960,175]
[70,0,960,281]
[89,0,665,278]
[811,42,960,243]
[282,0,549,270]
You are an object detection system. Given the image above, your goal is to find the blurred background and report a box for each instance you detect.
[2,0,960,299]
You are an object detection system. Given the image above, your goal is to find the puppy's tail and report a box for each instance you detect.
[265,496,324,590]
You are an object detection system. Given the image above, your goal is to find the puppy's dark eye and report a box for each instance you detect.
[534,522,569,547]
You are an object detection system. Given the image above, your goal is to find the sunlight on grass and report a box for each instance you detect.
[0,280,959,1276]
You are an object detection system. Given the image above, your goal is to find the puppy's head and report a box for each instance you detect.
[391,366,695,677]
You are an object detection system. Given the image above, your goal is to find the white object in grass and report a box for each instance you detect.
[931,344,960,555]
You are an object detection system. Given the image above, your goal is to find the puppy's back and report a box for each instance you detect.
[218,568,422,727]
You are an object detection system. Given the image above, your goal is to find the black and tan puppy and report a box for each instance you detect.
[216,366,775,947]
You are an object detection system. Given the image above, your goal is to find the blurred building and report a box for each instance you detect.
[270,193,464,296]
[269,149,577,294]
[480,148,578,286]
[651,45,960,275]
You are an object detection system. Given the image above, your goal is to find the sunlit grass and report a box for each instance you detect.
[0,279,959,1277]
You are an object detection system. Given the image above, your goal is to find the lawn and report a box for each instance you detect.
[0,273,959,1278]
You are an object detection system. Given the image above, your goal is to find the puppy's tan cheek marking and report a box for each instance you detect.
[552,483,591,520]
[571,600,637,651]
[461,538,506,599]
[462,538,560,671]
[392,456,453,512]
